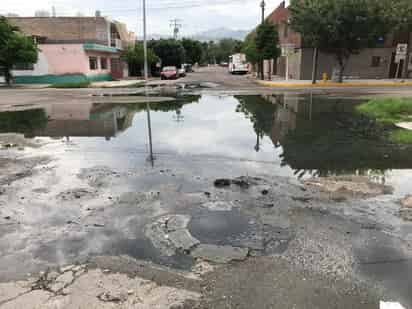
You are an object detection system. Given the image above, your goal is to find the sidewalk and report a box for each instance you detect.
[256,78,412,88]
[90,79,145,88]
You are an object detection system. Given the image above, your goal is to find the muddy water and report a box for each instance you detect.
[2,93,412,196]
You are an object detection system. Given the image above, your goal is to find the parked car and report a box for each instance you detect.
[183,64,194,72]
[178,67,186,77]
[160,66,178,80]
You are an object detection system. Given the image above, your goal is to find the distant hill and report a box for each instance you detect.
[137,28,249,42]
[192,27,249,41]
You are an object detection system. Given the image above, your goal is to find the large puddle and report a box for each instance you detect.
[2,93,412,197]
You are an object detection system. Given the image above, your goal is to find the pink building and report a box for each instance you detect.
[7,15,135,84]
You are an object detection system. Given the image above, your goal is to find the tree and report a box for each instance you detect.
[122,43,159,76]
[215,38,244,63]
[148,39,185,67]
[181,38,203,64]
[255,22,281,80]
[289,0,391,83]
[242,31,259,66]
[0,17,38,85]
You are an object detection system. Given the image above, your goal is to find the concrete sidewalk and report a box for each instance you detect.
[257,78,412,88]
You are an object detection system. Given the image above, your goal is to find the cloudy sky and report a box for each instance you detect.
[0,0,283,36]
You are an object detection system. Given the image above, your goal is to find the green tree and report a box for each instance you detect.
[289,0,391,83]
[0,17,38,85]
[148,39,185,67]
[215,38,244,63]
[181,38,203,64]
[255,22,281,80]
[121,43,159,76]
[242,31,259,65]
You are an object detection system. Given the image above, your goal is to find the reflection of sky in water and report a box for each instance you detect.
[5,94,412,196]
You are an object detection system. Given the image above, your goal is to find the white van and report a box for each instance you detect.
[229,53,248,75]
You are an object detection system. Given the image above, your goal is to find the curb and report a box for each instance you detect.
[256,80,412,88]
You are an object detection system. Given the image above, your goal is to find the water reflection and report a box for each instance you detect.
[1,93,412,183]
[236,94,412,180]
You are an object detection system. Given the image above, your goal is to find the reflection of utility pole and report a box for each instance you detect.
[254,132,260,152]
[146,103,154,166]
[173,109,184,122]
[170,19,182,39]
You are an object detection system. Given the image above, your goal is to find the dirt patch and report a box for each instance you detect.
[401,195,412,208]
[0,265,200,309]
[304,176,393,199]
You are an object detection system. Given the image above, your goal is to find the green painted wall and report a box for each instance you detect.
[15,73,113,84]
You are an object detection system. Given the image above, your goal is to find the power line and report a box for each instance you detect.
[170,18,182,39]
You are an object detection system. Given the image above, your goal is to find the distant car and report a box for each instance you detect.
[160,66,178,80]
[178,67,186,77]
[183,64,194,72]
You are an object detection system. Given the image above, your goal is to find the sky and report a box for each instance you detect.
[0,0,283,36]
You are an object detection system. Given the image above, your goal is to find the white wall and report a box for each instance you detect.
[12,51,49,77]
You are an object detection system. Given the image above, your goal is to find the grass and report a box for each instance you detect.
[390,129,412,144]
[50,81,91,88]
[356,97,412,124]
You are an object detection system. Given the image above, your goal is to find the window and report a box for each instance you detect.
[13,63,34,70]
[89,57,98,70]
[371,56,381,67]
[100,58,108,70]
[283,23,289,38]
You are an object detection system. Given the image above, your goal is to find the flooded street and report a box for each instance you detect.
[1,86,412,308]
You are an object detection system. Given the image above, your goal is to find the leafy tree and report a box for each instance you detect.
[289,0,391,83]
[215,38,244,63]
[242,31,259,66]
[148,39,185,67]
[254,22,281,80]
[121,43,159,76]
[181,38,203,64]
[0,17,38,85]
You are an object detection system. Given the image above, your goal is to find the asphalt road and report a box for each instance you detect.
[1,66,412,308]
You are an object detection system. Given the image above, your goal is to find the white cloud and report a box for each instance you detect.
[1,0,283,35]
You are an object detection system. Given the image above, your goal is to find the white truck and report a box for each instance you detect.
[229,53,248,75]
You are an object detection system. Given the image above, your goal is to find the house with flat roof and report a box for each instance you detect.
[6,14,135,84]
[265,1,412,80]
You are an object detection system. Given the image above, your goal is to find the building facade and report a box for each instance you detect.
[265,1,412,80]
[6,16,135,84]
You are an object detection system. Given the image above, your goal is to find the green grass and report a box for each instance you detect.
[357,97,412,124]
[50,81,91,88]
[390,129,412,144]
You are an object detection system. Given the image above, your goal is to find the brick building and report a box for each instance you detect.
[265,1,412,80]
[5,15,135,84]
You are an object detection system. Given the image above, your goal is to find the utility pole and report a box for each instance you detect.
[259,0,266,80]
[142,0,154,165]
[52,5,56,17]
[143,0,148,82]
[170,19,182,39]
[260,0,265,24]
